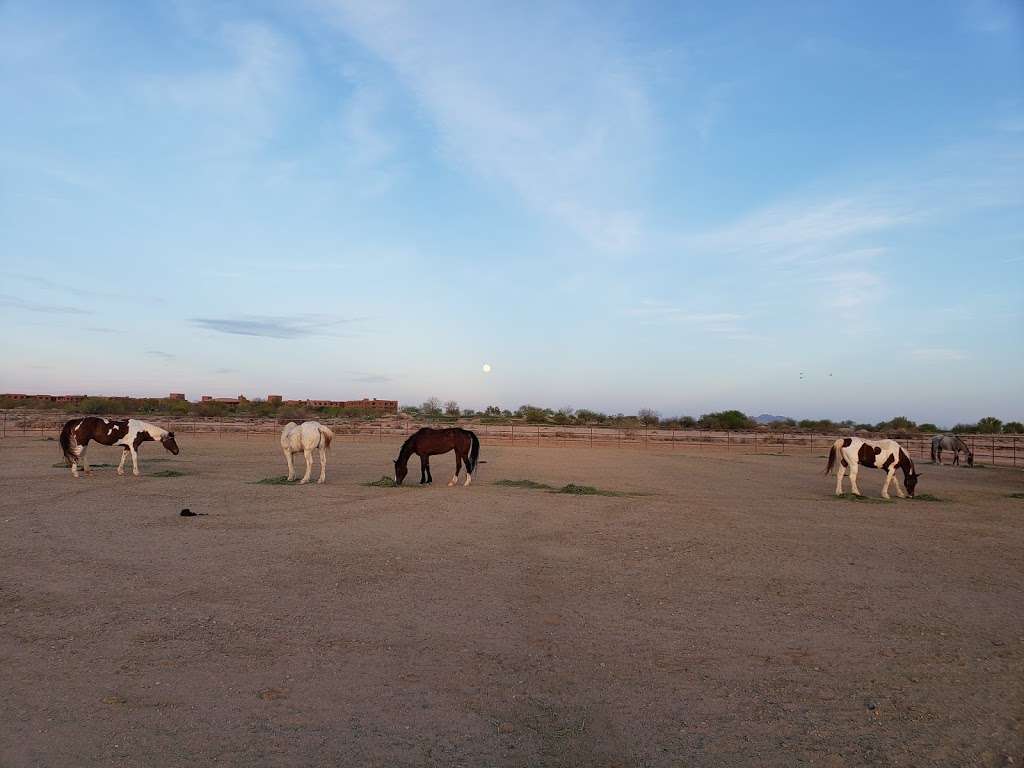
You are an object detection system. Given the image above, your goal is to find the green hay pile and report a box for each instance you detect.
[253,476,297,485]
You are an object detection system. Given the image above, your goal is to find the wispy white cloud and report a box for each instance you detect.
[141,21,299,155]
[626,300,747,334]
[813,270,884,327]
[319,1,654,250]
[688,196,911,264]
[912,347,968,362]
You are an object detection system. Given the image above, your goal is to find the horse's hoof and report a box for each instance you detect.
[299,479,309,485]
[317,479,325,485]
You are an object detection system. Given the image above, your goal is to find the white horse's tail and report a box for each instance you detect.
[825,439,844,475]
[318,424,334,449]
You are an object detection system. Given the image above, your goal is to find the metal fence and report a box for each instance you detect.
[3,411,1021,467]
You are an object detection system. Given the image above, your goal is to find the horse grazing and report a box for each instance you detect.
[59,417,179,478]
[825,437,921,499]
[931,434,973,466]
[394,427,480,486]
[281,421,334,484]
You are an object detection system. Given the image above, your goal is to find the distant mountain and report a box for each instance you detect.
[754,414,792,424]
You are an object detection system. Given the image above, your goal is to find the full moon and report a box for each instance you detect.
[482,363,492,373]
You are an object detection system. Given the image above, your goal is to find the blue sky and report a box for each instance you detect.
[1,0,1021,424]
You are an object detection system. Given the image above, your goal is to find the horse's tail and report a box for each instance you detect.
[467,430,480,474]
[59,420,77,466]
[318,424,334,449]
[825,439,843,475]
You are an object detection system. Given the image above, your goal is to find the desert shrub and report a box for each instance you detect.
[917,423,939,433]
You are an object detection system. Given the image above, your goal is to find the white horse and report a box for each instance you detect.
[825,437,921,499]
[280,421,334,484]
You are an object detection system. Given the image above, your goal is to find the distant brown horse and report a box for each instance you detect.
[59,417,179,478]
[394,427,480,486]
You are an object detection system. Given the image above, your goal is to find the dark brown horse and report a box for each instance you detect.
[394,427,480,486]
[59,417,179,478]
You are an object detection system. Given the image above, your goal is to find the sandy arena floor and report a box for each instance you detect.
[1,435,1022,767]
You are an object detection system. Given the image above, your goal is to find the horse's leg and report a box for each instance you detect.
[284,449,296,481]
[317,445,327,484]
[80,444,90,475]
[299,449,313,484]
[891,471,906,499]
[953,451,959,466]
[449,453,462,487]
[881,469,894,499]
[117,447,129,476]
[419,455,427,484]
[425,456,433,484]
[848,464,862,496]
[835,459,846,496]
[462,441,473,487]
[129,446,140,476]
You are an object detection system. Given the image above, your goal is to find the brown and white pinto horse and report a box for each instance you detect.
[59,417,179,478]
[825,437,921,499]
[394,427,480,486]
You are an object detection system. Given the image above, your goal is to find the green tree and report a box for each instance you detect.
[917,423,939,433]
[698,410,753,430]
[1002,421,1024,434]
[638,408,661,427]
[876,416,917,432]
[976,416,1003,434]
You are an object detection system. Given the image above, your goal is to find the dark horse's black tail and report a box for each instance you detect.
[59,419,76,466]
[466,429,481,474]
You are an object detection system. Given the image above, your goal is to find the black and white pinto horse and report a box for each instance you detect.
[825,437,921,499]
[931,434,973,466]
[59,417,179,478]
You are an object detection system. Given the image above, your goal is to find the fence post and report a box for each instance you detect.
[781,433,786,454]
[511,424,515,445]
[590,426,593,448]
[537,426,540,446]
[993,435,996,467]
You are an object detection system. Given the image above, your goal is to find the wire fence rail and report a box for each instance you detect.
[4,410,1021,468]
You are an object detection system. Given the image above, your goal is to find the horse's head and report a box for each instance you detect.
[161,431,180,455]
[906,470,921,497]
[394,458,407,485]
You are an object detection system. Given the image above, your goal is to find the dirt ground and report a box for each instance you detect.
[1,435,1022,767]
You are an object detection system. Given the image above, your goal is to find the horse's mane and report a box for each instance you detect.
[398,428,428,456]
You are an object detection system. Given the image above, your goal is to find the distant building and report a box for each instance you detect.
[267,395,283,404]
[1,393,86,403]
[200,395,242,405]
[169,393,186,400]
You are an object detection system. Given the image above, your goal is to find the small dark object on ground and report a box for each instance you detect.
[180,509,195,517]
